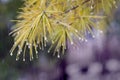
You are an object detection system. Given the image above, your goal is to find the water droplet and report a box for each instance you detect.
[57,54,60,58]
[29,44,31,46]
[75,30,78,33]
[37,41,39,44]
[28,45,31,49]
[113,1,116,4]
[62,43,64,46]
[85,39,88,42]
[48,50,50,53]
[23,58,25,61]
[10,53,13,56]
[81,38,84,41]
[17,32,20,35]
[45,37,47,41]
[91,5,94,9]
[71,42,74,45]
[79,37,81,40]
[16,58,18,61]
[36,51,38,54]
[92,35,95,38]
[44,44,46,47]
[14,42,17,45]
[18,51,21,55]
[99,30,103,34]
[18,45,20,48]
[26,42,29,45]
[32,56,33,59]
[40,47,41,50]
[36,45,38,47]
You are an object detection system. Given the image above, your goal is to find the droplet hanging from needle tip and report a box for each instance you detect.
[57,54,60,58]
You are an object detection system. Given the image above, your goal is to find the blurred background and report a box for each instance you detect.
[0,0,120,80]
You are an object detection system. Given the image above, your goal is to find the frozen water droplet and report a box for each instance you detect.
[85,39,88,42]
[36,45,38,47]
[32,56,33,59]
[71,42,74,45]
[23,58,25,61]
[37,41,39,44]
[91,5,94,9]
[36,51,38,54]
[45,37,47,41]
[18,51,21,55]
[28,45,31,49]
[14,42,17,45]
[75,30,78,33]
[99,30,103,34]
[16,58,18,61]
[48,50,50,53]
[10,53,13,56]
[113,1,116,4]
[44,44,46,47]
[17,32,20,35]
[81,38,84,41]
[79,37,81,40]
[57,54,60,58]
[18,45,21,48]
[26,42,29,45]
[92,35,95,38]
[40,47,41,50]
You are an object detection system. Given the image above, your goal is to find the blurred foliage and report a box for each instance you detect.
[0,61,18,80]
[0,0,23,57]
[0,0,24,80]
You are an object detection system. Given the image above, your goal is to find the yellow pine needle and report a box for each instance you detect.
[10,0,120,61]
